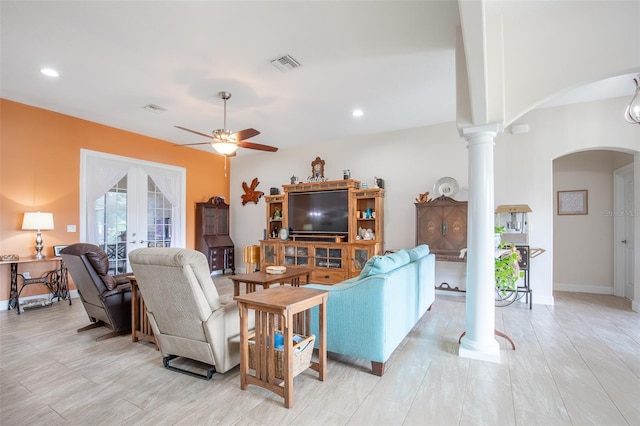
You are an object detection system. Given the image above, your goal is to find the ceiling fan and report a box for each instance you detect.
[175,91,278,156]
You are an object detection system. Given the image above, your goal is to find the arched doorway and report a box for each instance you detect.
[552,149,634,298]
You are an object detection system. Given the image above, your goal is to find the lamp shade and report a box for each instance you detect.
[22,211,54,231]
[211,142,239,155]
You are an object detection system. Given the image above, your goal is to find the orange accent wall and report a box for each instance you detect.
[0,99,229,300]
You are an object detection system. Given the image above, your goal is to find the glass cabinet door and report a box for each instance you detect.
[283,244,309,265]
[351,246,372,275]
[295,246,309,265]
[314,247,343,269]
[262,243,277,265]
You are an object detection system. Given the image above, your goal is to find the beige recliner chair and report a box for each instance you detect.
[128,247,244,379]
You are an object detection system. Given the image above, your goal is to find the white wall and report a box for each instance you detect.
[496,0,640,125]
[230,122,469,249]
[553,150,633,294]
[230,96,640,306]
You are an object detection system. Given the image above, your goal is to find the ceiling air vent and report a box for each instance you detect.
[270,55,301,72]
[143,104,167,113]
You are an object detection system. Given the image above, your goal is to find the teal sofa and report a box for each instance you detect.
[306,245,435,376]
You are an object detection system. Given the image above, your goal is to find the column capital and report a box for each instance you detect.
[459,123,503,139]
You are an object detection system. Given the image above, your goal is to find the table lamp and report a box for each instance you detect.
[22,211,55,259]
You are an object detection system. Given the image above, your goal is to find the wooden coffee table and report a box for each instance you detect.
[235,285,328,408]
[229,268,312,297]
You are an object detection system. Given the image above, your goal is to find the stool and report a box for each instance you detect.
[243,245,260,273]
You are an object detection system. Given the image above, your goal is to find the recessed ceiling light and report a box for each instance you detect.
[352,109,364,117]
[40,67,59,77]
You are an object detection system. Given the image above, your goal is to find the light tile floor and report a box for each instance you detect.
[1,280,638,425]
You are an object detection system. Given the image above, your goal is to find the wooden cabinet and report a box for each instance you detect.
[351,188,384,243]
[259,180,384,285]
[265,194,285,239]
[416,196,467,261]
[312,245,346,283]
[195,197,235,273]
[267,241,346,284]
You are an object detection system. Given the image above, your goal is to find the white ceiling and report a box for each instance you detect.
[1,1,635,156]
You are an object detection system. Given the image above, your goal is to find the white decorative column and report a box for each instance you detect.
[459,124,500,362]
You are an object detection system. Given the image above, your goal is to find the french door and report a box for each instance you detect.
[80,150,186,273]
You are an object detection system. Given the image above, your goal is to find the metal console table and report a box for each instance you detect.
[1,257,71,314]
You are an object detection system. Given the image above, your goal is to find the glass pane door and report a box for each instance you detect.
[147,177,172,248]
[81,150,186,264]
[95,176,128,274]
[91,172,173,273]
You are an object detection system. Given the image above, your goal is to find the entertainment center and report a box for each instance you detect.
[260,179,384,284]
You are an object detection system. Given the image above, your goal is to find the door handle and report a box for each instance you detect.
[441,220,447,236]
[621,239,628,244]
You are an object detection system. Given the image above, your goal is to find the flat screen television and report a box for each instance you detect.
[288,190,349,235]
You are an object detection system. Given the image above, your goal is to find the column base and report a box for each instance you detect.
[459,335,501,363]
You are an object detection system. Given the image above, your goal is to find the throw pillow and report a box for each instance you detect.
[360,249,410,277]
[408,244,430,261]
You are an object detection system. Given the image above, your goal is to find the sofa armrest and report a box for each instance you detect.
[113,273,134,285]
[101,282,131,298]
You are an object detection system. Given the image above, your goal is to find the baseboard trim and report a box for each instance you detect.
[553,283,614,295]
[0,290,79,311]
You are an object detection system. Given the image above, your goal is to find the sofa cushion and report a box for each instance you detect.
[360,249,410,277]
[408,244,430,262]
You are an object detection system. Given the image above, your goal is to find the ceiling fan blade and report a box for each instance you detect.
[237,141,279,152]
[233,128,260,141]
[174,126,213,139]
[176,141,214,146]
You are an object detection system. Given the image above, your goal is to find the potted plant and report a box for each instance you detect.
[494,226,523,294]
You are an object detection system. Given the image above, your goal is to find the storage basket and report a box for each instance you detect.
[248,333,315,379]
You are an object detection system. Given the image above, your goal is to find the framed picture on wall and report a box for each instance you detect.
[53,245,69,257]
[557,190,588,215]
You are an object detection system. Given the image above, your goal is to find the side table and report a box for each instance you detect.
[234,285,328,408]
[1,257,71,314]
[130,276,157,348]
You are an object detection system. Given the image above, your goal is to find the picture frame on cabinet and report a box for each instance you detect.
[557,190,588,215]
[53,245,68,257]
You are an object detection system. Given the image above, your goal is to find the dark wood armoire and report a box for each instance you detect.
[415,196,468,262]
[195,196,235,273]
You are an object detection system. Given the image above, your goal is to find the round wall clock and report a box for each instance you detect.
[278,227,289,240]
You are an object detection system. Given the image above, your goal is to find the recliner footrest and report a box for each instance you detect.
[163,355,216,380]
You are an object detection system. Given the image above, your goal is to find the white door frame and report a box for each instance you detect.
[79,149,186,248]
[613,163,634,298]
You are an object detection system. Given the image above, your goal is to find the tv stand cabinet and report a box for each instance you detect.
[260,179,384,284]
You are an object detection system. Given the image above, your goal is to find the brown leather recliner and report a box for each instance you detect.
[61,243,133,340]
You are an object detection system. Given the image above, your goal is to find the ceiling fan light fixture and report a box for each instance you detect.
[211,141,239,155]
[625,74,640,124]
[212,128,236,142]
